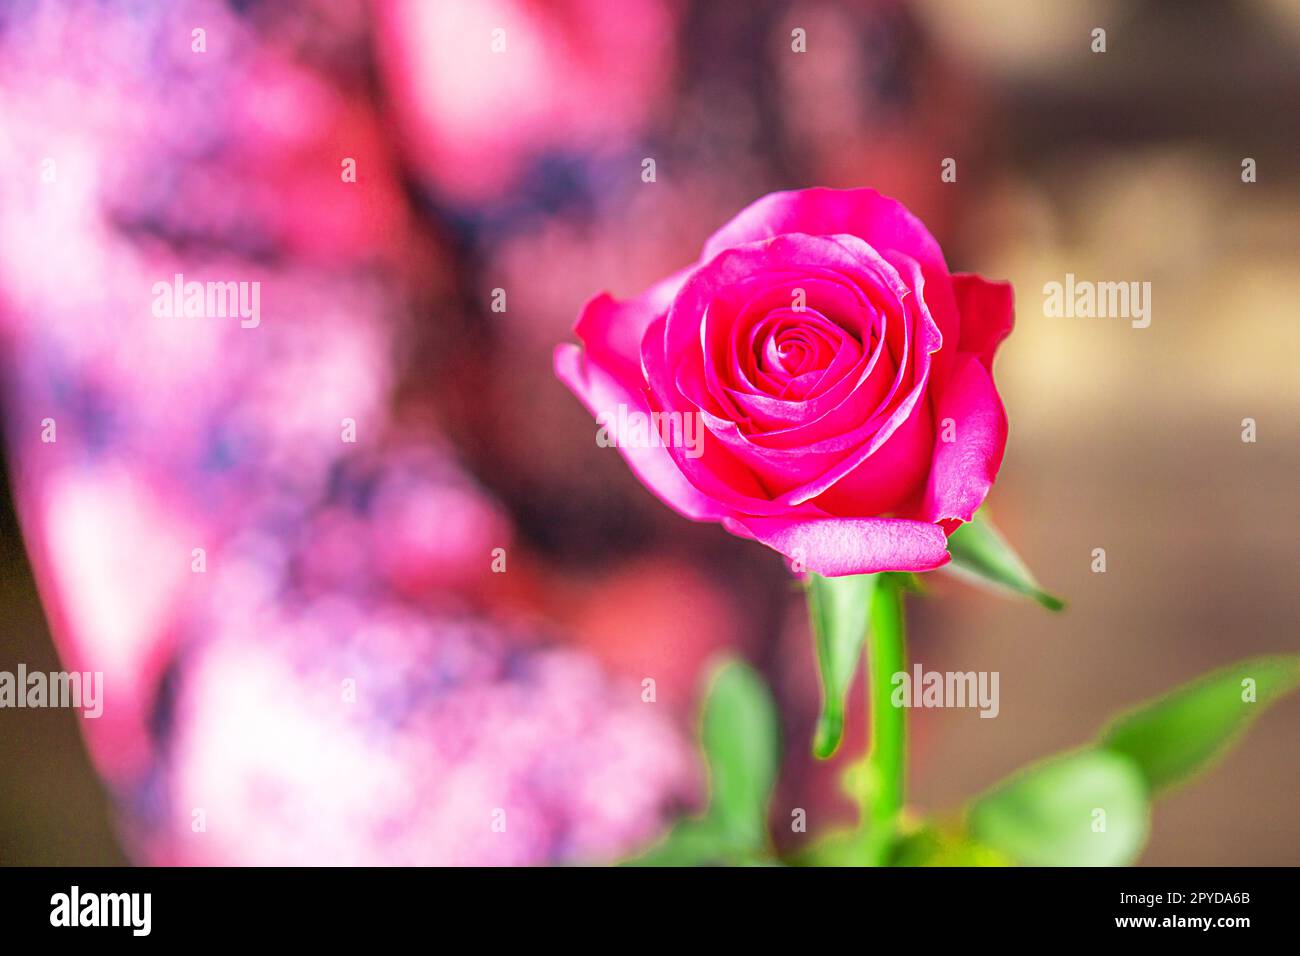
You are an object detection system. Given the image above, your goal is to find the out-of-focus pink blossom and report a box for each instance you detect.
[376,0,680,203]
[0,0,697,865]
[139,581,695,866]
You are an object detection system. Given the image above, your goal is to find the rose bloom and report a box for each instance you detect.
[555,189,1014,576]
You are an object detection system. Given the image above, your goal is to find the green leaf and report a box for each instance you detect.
[806,573,877,758]
[625,819,730,867]
[945,512,1063,611]
[890,822,1012,867]
[967,749,1149,866]
[795,818,1011,868]
[789,827,874,867]
[956,654,1299,868]
[1100,655,1300,795]
[699,658,780,849]
[625,659,781,866]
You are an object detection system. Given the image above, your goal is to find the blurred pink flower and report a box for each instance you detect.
[376,0,679,203]
[0,0,697,865]
[141,591,694,866]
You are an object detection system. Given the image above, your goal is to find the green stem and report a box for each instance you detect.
[863,572,907,863]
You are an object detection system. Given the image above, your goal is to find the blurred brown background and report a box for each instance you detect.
[2,0,1297,865]
[903,0,1300,866]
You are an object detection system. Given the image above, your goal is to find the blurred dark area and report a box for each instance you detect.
[0,445,126,864]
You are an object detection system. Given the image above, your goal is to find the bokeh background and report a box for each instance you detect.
[1,0,1297,865]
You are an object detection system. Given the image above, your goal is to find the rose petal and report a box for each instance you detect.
[952,273,1014,371]
[702,188,948,280]
[641,315,779,509]
[920,353,1008,526]
[673,234,912,452]
[721,513,951,576]
[572,266,692,380]
[777,250,943,505]
[554,343,728,521]
[697,189,961,386]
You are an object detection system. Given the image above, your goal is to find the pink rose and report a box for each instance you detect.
[554,188,1014,576]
